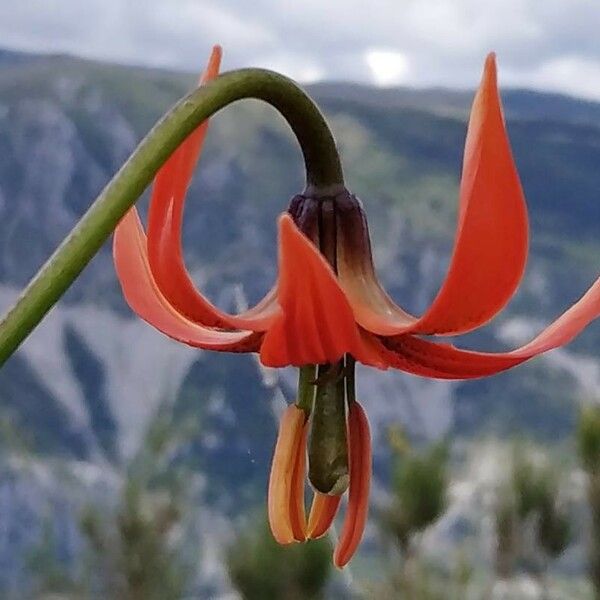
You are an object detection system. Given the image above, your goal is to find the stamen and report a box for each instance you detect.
[296,364,317,413]
[311,361,344,386]
[268,405,308,544]
[289,419,308,542]
[334,401,372,568]
[307,492,341,539]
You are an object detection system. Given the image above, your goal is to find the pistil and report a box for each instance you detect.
[308,360,350,495]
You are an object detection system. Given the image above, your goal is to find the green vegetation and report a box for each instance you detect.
[493,445,572,597]
[227,521,333,600]
[377,429,452,598]
[578,406,600,599]
[28,410,196,599]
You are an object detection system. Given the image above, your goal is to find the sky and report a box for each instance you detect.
[1,0,600,99]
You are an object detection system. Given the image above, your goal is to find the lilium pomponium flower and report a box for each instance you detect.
[113,46,600,567]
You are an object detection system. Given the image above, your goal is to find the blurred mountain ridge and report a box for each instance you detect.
[0,48,599,595]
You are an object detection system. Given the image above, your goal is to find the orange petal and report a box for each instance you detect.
[268,405,307,545]
[336,192,416,335]
[413,53,528,335]
[113,208,260,352]
[340,54,528,338]
[307,492,341,539]
[146,45,278,331]
[381,334,523,379]
[513,275,600,356]
[259,215,388,369]
[382,274,600,379]
[334,402,371,568]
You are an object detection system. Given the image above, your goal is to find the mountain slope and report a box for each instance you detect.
[0,49,599,593]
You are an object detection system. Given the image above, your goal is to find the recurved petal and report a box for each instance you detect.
[381,334,524,379]
[340,55,528,338]
[268,405,308,545]
[259,215,389,369]
[147,45,278,332]
[334,401,371,568]
[113,207,261,352]
[411,53,528,335]
[382,273,600,379]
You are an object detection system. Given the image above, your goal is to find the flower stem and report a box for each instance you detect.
[0,69,344,367]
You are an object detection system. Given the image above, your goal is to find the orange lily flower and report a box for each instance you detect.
[113,46,600,567]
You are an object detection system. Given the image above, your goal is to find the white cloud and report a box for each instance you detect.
[365,49,410,87]
[0,0,599,99]
[529,56,600,101]
[257,52,325,84]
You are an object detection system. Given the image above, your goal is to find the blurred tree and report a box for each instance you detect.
[28,407,198,599]
[493,488,519,580]
[378,428,450,598]
[27,519,83,597]
[226,519,333,600]
[493,446,571,598]
[451,547,474,599]
[79,410,193,600]
[577,405,600,599]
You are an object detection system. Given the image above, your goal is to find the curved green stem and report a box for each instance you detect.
[0,68,344,367]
